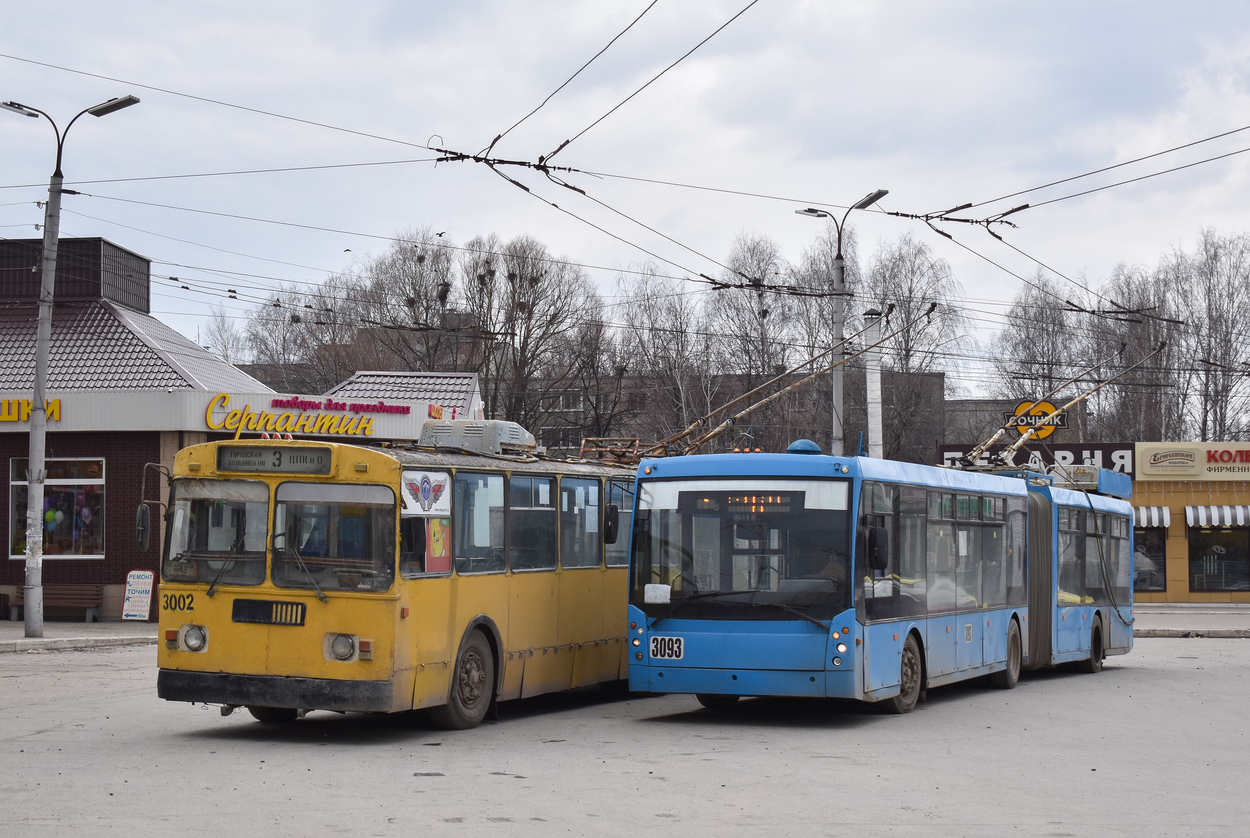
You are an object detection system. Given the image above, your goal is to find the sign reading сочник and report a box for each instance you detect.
[1005,400,1068,440]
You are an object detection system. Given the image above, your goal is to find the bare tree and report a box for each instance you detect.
[1168,229,1250,440]
[989,271,1079,401]
[863,233,969,380]
[616,266,716,444]
[203,304,248,365]
[459,235,599,429]
[355,226,459,371]
[1082,263,1187,442]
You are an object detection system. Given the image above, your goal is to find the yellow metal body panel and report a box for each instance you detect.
[157,439,634,715]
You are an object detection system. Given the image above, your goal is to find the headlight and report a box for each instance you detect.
[331,634,355,660]
[832,656,843,666]
[183,626,207,652]
[836,643,847,654]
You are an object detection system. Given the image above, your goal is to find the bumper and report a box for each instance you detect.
[158,669,395,713]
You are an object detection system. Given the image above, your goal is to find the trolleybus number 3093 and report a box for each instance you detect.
[650,636,684,660]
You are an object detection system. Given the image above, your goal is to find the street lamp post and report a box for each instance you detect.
[795,189,888,456]
[2,95,140,637]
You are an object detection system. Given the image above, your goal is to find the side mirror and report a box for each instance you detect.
[604,503,620,545]
[136,503,151,553]
[867,526,890,571]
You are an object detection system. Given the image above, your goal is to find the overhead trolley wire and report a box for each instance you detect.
[481,1,660,157]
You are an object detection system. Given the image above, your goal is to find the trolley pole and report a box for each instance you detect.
[796,189,888,456]
[2,95,139,638]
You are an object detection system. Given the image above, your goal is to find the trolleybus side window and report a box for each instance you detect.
[272,482,396,592]
[509,475,556,571]
[1006,496,1027,606]
[898,487,928,618]
[605,480,634,567]
[1084,511,1108,604]
[560,477,601,569]
[1057,507,1084,604]
[400,516,453,576]
[982,500,1008,609]
[454,472,505,574]
[163,478,268,586]
[860,482,899,622]
[1110,514,1132,602]
[927,492,957,613]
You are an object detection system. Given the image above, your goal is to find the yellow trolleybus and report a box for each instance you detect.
[149,421,634,729]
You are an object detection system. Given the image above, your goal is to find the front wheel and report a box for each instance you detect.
[881,634,922,714]
[247,706,298,724]
[695,693,740,711]
[428,630,495,730]
[989,619,1022,689]
[1078,626,1104,674]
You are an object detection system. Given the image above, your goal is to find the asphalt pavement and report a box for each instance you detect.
[1,602,1247,653]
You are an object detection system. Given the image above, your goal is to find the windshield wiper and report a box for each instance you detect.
[204,560,232,598]
[750,600,830,631]
[276,529,327,602]
[651,590,731,627]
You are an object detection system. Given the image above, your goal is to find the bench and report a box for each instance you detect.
[10,584,104,622]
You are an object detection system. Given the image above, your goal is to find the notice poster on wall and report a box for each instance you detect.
[122,569,156,621]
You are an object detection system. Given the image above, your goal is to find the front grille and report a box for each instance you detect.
[232,599,306,626]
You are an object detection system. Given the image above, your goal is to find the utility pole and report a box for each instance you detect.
[863,309,885,458]
[2,95,140,637]
[795,189,888,455]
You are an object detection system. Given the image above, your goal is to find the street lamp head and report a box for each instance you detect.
[1,101,40,118]
[852,189,889,211]
[86,95,140,117]
[795,207,831,219]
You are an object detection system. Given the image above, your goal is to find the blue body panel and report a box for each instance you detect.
[627,451,1133,704]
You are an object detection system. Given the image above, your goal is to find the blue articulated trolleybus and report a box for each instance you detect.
[625,442,1134,712]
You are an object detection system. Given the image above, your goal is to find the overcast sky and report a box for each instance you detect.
[4,1,1249,395]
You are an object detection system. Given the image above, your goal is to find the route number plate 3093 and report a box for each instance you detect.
[650,636,684,660]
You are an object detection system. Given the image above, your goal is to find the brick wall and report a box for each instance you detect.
[1,431,162,587]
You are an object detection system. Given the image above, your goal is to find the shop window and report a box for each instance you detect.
[1188,526,1250,592]
[10,458,105,560]
[1133,526,1167,592]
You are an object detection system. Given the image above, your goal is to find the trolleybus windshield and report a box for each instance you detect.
[272,482,396,592]
[163,479,269,587]
[631,478,852,620]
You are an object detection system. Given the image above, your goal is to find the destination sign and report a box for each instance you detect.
[217,446,332,475]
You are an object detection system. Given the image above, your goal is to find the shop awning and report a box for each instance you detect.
[1185,505,1250,527]
[1135,506,1171,528]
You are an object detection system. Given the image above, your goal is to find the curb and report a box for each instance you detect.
[0,635,157,654]
[1135,629,1250,639]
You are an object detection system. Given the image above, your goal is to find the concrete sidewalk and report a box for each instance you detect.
[2,603,1248,653]
[0,617,157,653]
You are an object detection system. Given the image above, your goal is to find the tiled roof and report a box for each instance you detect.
[0,301,271,392]
[324,371,480,413]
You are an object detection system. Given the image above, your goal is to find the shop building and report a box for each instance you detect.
[1132,442,1250,603]
[0,238,471,620]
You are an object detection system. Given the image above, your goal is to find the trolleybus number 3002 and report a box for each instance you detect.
[650,636,684,660]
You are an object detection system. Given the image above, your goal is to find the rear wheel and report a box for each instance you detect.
[1078,625,1104,674]
[428,630,495,730]
[695,693,740,711]
[989,619,1022,690]
[247,706,298,724]
[881,635,922,714]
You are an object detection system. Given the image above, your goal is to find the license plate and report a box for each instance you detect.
[649,636,684,660]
